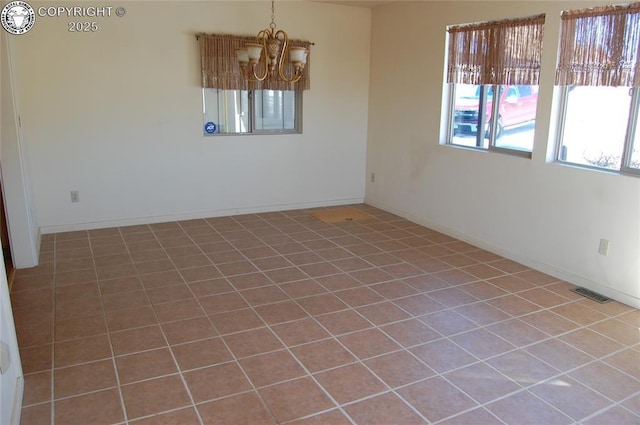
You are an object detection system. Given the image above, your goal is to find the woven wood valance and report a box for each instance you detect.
[447,14,545,86]
[556,3,640,87]
[197,33,311,91]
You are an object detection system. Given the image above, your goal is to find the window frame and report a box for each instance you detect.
[203,88,303,136]
[554,85,640,177]
[622,88,640,175]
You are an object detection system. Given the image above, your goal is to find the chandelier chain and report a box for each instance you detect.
[270,0,276,31]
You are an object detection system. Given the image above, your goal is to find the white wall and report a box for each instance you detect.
[366,1,640,307]
[1,25,39,268]
[0,25,24,425]
[11,1,371,233]
[0,251,23,425]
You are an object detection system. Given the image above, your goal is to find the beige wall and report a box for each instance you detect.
[10,1,371,232]
[366,1,640,307]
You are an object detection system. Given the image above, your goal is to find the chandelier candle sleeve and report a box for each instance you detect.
[246,44,263,62]
[236,48,249,64]
[289,47,308,69]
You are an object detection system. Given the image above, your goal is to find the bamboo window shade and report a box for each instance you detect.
[197,33,311,91]
[556,3,640,87]
[447,14,545,86]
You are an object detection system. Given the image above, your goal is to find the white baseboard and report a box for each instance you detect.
[38,197,365,235]
[365,198,640,309]
[10,376,23,425]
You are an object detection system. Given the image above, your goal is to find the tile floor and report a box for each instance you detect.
[11,204,640,425]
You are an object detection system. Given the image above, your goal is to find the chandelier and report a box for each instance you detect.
[235,0,308,83]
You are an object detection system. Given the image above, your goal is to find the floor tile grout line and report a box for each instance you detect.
[285,213,640,423]
[28,264,632,348]
[48,278,636,374]
[41,384,122,404]
[195,256,345,423]
[216,212,432,423]
[41,232,103,423]
[522,344,640,400]
[577,397,640,425]
[27,229,552,292]
[128,223,220,425]
[256,237,440,423]
[216,216,365,424]
[17,205,640,425]
[49,234,57,425]
[75,225,194,424]
[50,280,632,422]
[432,407,510,425]
[155,220,286,425]
[443,311,640,397]
[95,227,131,425]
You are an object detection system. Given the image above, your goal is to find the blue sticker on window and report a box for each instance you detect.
[205,122,217,134]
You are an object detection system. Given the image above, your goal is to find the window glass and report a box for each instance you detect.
[493,85,537,152]
[203,89,249,134]
[452,84,491,149]
[630,120,640,169]
[203,89,299,135]
[254,90,296,131]
[451,84,537,152]
[559,86,631,170]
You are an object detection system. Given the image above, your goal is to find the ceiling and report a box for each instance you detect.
[314,1,399,8]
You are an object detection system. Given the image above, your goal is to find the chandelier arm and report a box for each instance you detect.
[275,30,302,83]
[239,1,306,84]
[250,29,270,81]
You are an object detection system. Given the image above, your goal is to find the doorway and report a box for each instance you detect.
[0,183,14,287]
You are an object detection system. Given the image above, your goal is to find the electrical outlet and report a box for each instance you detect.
[370,173,375,183]
[70,191,79,203]
[598,238,610,256]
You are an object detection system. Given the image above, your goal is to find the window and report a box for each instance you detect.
[203,89,300,134]
[555,3,640,175]
[451,84,538,151]
[558,86,638,170]
[445,14,545,156]
[197,33,310,136]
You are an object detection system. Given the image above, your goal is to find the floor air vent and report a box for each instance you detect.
[571,287,612,304]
